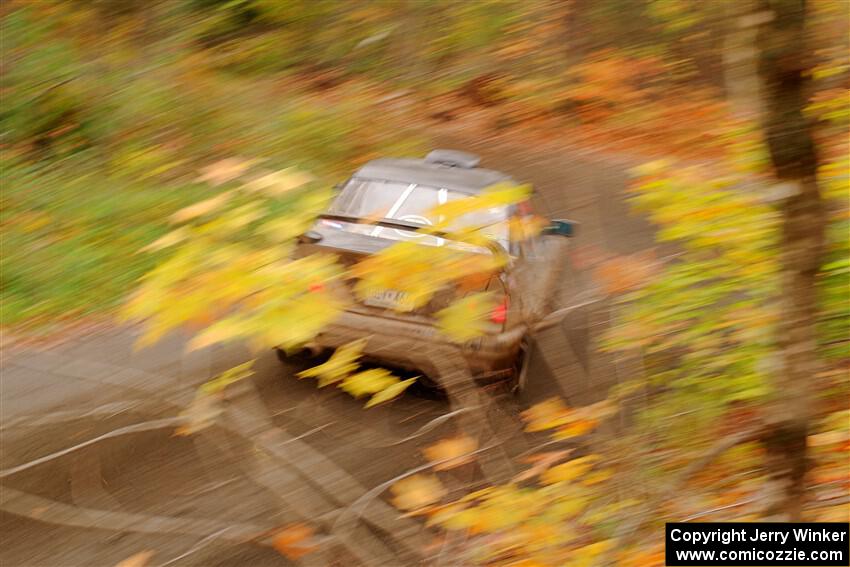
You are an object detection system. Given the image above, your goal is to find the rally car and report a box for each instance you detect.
[284,149,575,388]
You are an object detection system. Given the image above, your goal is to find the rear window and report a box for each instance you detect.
[328,178,509,246]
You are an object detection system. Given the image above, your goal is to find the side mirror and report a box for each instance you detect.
[542,219,576,237]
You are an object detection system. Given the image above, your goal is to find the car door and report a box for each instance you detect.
[512,204,570,323]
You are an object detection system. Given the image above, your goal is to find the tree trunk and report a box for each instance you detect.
[723,0,763,118]
[755,0,825,520]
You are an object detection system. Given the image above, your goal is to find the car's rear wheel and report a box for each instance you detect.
[274,346,322,365]
[512,339,532,395]
[409,374,446,399]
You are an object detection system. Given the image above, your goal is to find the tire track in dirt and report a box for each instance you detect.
[1,139,656,566]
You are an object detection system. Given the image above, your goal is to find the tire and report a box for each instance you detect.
[512,339,532,395]
[409,374,447,400]
[274,346,320,365]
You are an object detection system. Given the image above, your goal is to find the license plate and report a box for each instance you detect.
[364,289,408,309]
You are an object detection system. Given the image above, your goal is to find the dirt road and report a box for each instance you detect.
[1,139,654,566]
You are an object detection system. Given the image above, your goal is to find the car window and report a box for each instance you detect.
[328,177,509,248]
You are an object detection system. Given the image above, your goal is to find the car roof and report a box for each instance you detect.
[353,154,513,195]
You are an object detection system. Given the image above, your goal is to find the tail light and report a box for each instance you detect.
[490,296,508,324]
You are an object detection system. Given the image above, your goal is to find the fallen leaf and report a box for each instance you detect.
[553,418,598,439]
[513,449,573,482]
[593,251,658,295]
[391,474,446,512]
[113,551,155,567]
[271,523,319,560]
[582,468,614,486]
[541,455,598,484]
[423,435,478,470]
[522,398,572,432]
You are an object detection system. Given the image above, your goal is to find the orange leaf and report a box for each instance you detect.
[593,251,658,295]
[522,398,572,432]
[423,436,478,470]
[513,449,574,483]
[271,523,319,560]
[553,418,599,439]
[390,474,446,512]
[113,551,155,567]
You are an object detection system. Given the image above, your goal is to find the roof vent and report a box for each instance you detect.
[425,149,480,169]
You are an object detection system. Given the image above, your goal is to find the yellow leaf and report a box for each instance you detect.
[582,468,614,486]
[423,435,478,470]
[260,216,314,242]
[134,316,174,350]
[459,486,497,502]
[550,497,587,519]
[513,449,573,482]
[364,377,417,408]
[391,475,446,512]
[271,523,319,560]
[478,182,533,207]
[187,318,248,352]
[297,339,366,387]
[435,292,498,342]
[574,540,615,560]
[552,419,599,439]
[522,398,573,432]
[426,502,474,530]
[261,290,346,350]
[200,360,255,395]
[541,456,597,484]
[424,183,530,230]
[339,368,398,397]
[505,559,554,567]
[509,215,548,242]
[121,284,165,322]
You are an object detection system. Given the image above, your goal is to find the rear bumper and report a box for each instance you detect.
[308,309,525,379]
